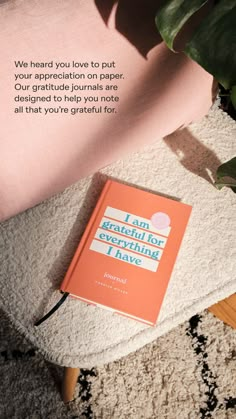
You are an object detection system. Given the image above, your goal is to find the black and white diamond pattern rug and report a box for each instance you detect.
[0,309,235,419]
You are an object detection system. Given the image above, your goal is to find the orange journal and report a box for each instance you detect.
[60,180,192,326]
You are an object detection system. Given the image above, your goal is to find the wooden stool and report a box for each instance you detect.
[209,294,236,329]
[62,367,80,403]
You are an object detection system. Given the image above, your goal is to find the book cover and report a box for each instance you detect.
[60,180,192,326]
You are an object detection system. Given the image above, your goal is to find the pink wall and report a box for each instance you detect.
[0,0,213,221]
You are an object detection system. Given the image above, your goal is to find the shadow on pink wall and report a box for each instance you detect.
[94,0,163,57]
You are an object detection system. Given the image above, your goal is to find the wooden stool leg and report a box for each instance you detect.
[208,294,236,329]
[61,367,80,403]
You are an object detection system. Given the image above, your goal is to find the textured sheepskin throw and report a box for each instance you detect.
[0,105,235,368]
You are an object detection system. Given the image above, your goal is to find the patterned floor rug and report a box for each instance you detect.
[0,309,235,419]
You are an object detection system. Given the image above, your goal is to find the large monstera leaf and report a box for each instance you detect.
[156,0,236,192]
[215,157,236,192]
[184,1,236,89]
[155,0,236,89]
[155,0,208,51]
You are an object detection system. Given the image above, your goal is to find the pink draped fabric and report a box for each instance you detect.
[0,0,213,221]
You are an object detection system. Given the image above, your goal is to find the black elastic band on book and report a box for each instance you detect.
[34,292,69,326]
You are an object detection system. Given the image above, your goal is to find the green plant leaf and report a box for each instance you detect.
[155,0,208,51]
[215,157,236,192]
[230,86,236,110]
[184,1,236,89]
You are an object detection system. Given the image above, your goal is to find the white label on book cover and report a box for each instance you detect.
[100,217,167,248]
[104,206,171,237]
[94,228,163,261]
[90,239,159,271]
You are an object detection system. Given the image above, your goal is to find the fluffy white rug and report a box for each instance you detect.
[0,105,235,368]
[0,308,235,418]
